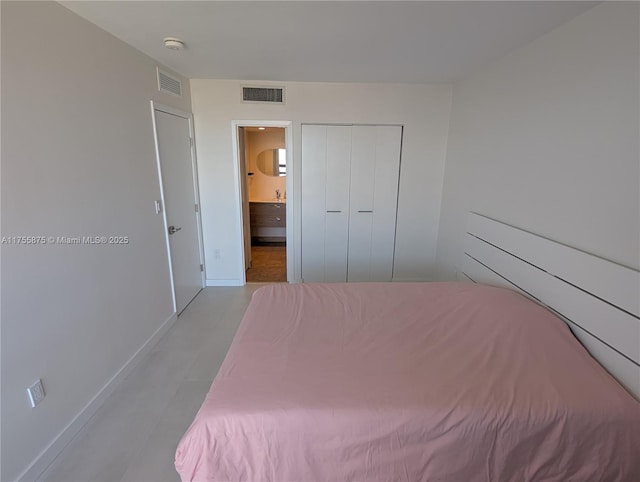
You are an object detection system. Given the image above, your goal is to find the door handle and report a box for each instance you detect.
[357,210,373,213]
[168,225,182,235]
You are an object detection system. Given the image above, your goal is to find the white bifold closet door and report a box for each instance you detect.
[301,124,402,282]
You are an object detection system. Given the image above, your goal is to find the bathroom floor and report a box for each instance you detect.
[246,245,287,282]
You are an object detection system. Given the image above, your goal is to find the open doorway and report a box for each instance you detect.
[236,124,290,283]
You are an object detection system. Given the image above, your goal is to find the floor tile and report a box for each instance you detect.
[39,286,259,482]
[120,381,211,482]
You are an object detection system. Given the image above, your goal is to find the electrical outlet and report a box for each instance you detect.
[27,379,46,408]
[214,249,221,259]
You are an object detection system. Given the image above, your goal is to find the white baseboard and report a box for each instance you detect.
[19,312,178,482]
[206,278,244,287]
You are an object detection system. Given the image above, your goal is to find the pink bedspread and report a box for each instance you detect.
[175,282,640,481]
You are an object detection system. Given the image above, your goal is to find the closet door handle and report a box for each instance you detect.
[326,210,342,213]
[357,210,373,213]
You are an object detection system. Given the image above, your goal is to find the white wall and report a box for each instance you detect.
[437,2,639,279]
[1,2,192,480]
[191,80,452,284]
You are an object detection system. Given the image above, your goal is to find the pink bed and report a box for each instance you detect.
[175,282,640,481]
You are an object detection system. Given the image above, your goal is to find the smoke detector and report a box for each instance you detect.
[164,37,185,50]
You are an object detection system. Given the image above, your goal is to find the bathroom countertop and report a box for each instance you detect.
[249,199,286,204]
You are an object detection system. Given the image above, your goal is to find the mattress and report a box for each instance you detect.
[175,282,640,481]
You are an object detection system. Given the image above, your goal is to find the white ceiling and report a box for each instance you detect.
[60,1,599,83]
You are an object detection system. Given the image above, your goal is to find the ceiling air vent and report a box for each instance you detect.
[157,68,182,97]
[242,86,284,104]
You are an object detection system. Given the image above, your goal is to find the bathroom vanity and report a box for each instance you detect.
[249,201,286,243]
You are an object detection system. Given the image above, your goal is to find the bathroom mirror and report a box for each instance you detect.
[256,148,286,177]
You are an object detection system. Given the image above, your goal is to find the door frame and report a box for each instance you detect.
[151,101,206,312]
[231,120,293,284]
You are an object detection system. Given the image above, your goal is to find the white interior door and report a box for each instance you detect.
[302,124,401,283]
[301,125,329,282]
[301,125,351,282]
[238,127,252,272]
[348,126,376,281]
[348,125,401,281]
[324,126,352,282]
[154,107,204,313]
[369,126,402,280]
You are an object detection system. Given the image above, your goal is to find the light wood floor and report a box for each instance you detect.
[246,245,287,282]
[39,285,265,482]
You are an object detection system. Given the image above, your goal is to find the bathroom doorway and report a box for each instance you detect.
[236,124,291,283]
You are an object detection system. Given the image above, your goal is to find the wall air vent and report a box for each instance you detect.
[242,86,285,104]
[157,68,182,97]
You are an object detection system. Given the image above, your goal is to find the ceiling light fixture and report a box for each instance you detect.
[163,37,185,50]
[258,127,266,130]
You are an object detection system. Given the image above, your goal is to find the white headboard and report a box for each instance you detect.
[462,212,640,400]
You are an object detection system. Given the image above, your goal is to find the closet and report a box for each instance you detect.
[301,124,402,282]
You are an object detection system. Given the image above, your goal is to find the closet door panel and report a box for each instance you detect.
[347,212,373,281]
[371,126,402,280]
[303,124,401,283]
[349,127,376,212]
[348,126,376,281]
[325,127,351,211]
[348,126,401,282]
[301,125,328,282]
[323,127,351,282]
[324,213,349,282]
